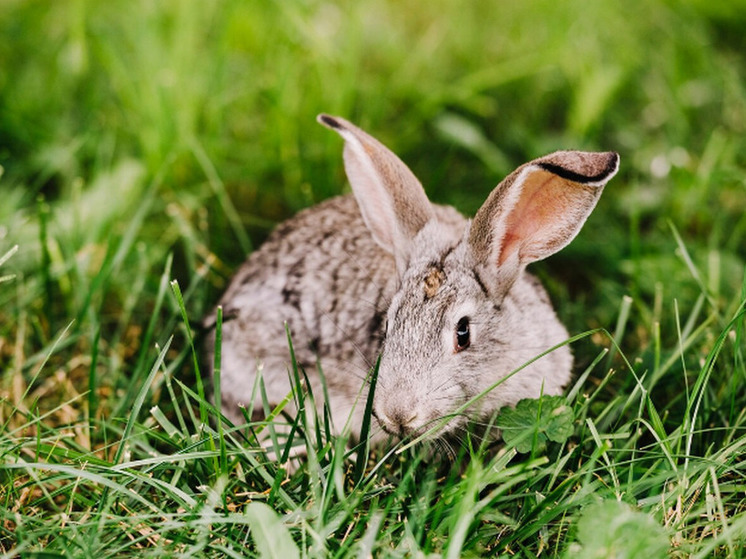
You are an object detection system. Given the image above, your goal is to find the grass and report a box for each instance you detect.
[1,0,746,556]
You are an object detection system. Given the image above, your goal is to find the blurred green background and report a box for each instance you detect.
[1,0,745,432]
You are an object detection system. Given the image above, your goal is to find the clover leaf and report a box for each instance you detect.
[566,500,669,559]
[496,395,574,453]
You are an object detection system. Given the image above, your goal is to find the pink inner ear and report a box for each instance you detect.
[498,170,575,267]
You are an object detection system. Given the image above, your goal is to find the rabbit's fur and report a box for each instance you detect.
[205,114,619,445]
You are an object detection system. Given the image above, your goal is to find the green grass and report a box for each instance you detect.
[1,0,746,556]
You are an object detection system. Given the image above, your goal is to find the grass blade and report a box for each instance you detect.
[244,502,300,559]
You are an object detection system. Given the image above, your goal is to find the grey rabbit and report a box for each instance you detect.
[205,114,619,447]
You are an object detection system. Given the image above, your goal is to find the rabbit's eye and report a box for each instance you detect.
[454,317,470,352]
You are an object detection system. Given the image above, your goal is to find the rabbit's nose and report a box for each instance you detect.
[378,405,420,437]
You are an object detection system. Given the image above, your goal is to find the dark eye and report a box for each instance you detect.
[454,317,470,352]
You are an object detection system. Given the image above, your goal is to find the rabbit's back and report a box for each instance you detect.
[208,195,398,423]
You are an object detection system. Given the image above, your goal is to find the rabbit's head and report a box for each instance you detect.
[318,114,619,440]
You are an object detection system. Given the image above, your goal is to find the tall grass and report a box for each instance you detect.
[1,0,745,556]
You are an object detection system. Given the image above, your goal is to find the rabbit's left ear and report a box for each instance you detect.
[469,150,619,293]
[318,114,434,274]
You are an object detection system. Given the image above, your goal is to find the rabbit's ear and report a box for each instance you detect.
[318,114,434,272]
[469,150,619,292]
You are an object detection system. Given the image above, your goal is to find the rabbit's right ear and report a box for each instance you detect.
[318,114,434,274]
[469,150,619,295]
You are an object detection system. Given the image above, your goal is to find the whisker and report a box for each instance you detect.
[318,311,377,370]
[433,437,456,461]
[323,358,373,383]
[428,374,459,395]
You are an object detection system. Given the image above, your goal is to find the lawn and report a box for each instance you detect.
[1,1,746,557]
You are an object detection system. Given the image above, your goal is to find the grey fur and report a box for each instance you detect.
[205,114,619,446]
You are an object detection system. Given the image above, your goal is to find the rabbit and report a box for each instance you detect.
[204,114,619,447]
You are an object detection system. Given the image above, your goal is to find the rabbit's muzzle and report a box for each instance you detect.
[376,404,422,438]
